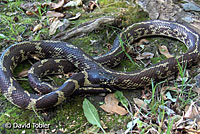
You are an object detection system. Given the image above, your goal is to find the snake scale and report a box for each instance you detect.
[0,20,199,110]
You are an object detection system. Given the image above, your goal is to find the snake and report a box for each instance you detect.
[28,58,113,94]
[0,20,199,110]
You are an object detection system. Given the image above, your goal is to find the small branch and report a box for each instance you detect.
[52,16,117,41]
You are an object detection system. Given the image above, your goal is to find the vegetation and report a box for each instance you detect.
[0,0,199,133]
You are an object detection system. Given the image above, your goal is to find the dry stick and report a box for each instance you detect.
[52,16,117,41]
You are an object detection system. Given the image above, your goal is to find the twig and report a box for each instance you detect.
[52,16,117,41]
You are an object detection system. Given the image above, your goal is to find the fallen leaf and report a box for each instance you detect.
[159,105,175,115]
[133,98,147,111]
[83,0,99,12]
[63,0,82,7]
[33,24,42,32]
[136,52,154,60]
[160,86,180,100]
[181,2,200,12]
[59,19,70,31]
[192,87,200,94]
[68,12,81,20]
[165,92,176,102]
[63,1,77,7]
[50,0,65,9]
[100,94,128,115]
[46,11,64,18]
[75,0,82,6]
[184,102,199,119]
[21,2,42,16]
[49,19,64,35]
[159,45,173,58]
[20,2,39,10]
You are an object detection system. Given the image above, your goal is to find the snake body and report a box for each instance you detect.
[28,58,112,94]
[0,20,199,110]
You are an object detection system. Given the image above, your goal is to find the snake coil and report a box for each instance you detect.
[0,20,199,110]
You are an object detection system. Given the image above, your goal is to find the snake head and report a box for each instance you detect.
[87,69,115,86]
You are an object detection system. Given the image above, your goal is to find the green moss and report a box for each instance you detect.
[99,0,116,6]
[13,61,32,92]
[100,1,129,13]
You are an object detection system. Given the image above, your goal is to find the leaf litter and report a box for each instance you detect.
[100,93,128,115]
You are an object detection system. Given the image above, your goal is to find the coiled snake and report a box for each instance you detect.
[0,20,199,110]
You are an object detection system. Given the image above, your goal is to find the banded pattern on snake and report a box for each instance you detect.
[0,20,199,110]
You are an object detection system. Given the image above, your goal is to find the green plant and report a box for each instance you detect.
[175,59,197,108]
[82,98,106,133]
[118,35,141,67]
[104,24,142,68]
[0,16,18,40]
[166,117,174,134]
[34,4,48,20]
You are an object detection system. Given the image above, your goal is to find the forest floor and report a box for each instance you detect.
[0,0,200,133]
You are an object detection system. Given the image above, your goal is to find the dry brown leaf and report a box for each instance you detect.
[49,19,64,36]
[63,0,82,7]
[63,1,77,7]
[192,87,200,94]
[75,0,82,6]
[50,0,65,9]
[21,2,39,9]
[21,2,49,16]
[100,94,128,115]
[17,70,29,77]
[46,11,64,18]
[136,52,154,60]
[160,86,180,100]
[33,24,42,32]
[83,0,99,12]
[133,98,147,110]
[159,45,173,58]
[21,2,39,16]
[49,17,57,23]
[184,102,199,119]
